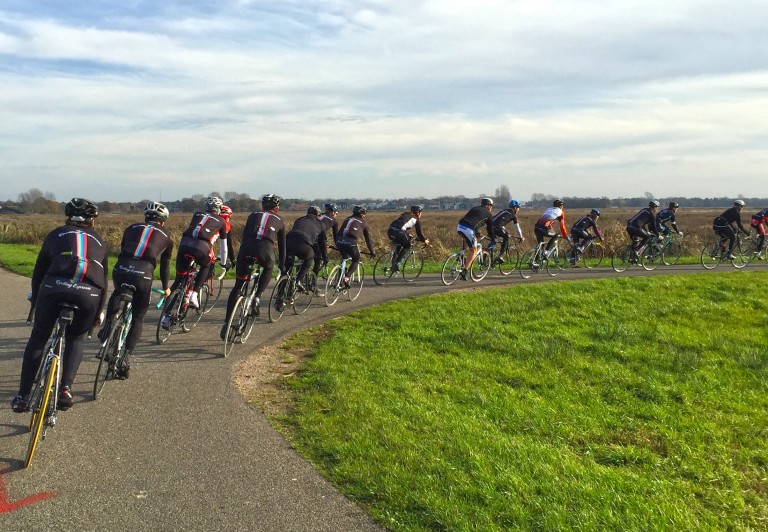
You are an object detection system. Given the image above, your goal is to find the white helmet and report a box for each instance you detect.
[734,199,745,207]
[205,196,223,213]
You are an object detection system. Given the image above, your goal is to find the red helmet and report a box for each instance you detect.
[220,205,233,219]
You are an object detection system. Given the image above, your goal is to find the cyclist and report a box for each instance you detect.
[534,199,569,263]
[569,209,603,263]
[100,202,173,379]
[336,205,375,286]
[657,202,683,237]
[315,203,340,276]
[221,194,286,339]
[490,199,524,264]
[627,201,661,257]
[219,205,236,268]
[713,200,749,259]
[285,205,327,291]
[388,205,430,272]
[169,196,228,310]
[11,198,107,412]
[750,208,768,258]
[457,198,494,277]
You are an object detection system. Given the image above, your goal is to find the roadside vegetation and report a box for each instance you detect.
[266,271,768,531]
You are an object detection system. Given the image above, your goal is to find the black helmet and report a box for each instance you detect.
[65,198,99,222]
[262,194,281,210]
[480,198,493,206]
[410,205,423,213]
[307,205,321,216]
[553,199,564,207]
[669,202,679,209]
[352,204,367,215]
[324,203,338,213]
[649,200,660,208]
[144,201,170,221]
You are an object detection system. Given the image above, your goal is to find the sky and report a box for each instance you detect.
[1,0,766,203]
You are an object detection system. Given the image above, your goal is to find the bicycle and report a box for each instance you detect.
[658,232,684,266]
[324,251,367,306]
[700,233,750,270]
[440,237,492,286]
[155,256,208,344]
[519,238,566,279]
[23,302,77,468]
[612,236,664,273]
[268,258,317,322]
[741,233,767,263]
[202,258,228,314]
[222,258,264,357]
[373,236,427,285]
[565,237,604,269]
[487,238,521,276]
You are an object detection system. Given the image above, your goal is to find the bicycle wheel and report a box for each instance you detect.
[93,325,119,399]
[470,250,491,281]
[732,240,750,269]
[294,272,315,314]
[661,241,681,266]
[543,249,564,276]
[641,245,661,271]
[347,264,364,301]
[440,252,464,286]
[223,296,245,357]
[497,247,520,276]
[269,277,290,322]
[373,251,395,285]
[187,284,209,328]
[742,239,759,262]
[25,356,58,468]
[156,290,182,344]
[582,244,604,269]
[700,241,722,270]
[324,266,342,306]
[519,248,539,279]
[401,249,424,282]
[203,273,224,314]
[612,245,634,273]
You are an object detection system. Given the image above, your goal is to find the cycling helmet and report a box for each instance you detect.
[734,199,746,207]
[324,203,338,213]
[480,197,494,206]
[352,204,367,215]
[553,199,564,207]
[144,201,170,221]
[262,194,281,210]
[649,200,660,208]
[508,200,521,208]
[307,205,321,216]
[65,197,99,222]
[669,201,679,209]
[205,196,223,213]
[410,205,424,214]
[590,209,600,217]
[219,205,233,219]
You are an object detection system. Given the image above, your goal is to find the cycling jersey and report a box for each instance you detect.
[713,206,746,232]
[319,214,339,245]
[116,222,174,289]
[751,209,768,228]
[535,207,568,238]
[656,208,678,234]
[389,212,427,242]
[570,215,602,242]
[337,215,374,249]
[459,206,493,232]
[627,208,658,233]
[491,209,523,239]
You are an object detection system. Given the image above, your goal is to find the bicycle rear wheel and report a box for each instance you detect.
[581,244,604,269]
[223,296,245,357]
[294,272,315,314]
[93,325,119,399]
[545,249,565,276]
[732,240,750,269]
[347,264,364,301]
[401,249,424,282]
[641,246,661,271]
[373,251,395,285]
[612,245,634,273]
[440,252,463,286]
[470,250,491,281]
[156,290,182,344]
[497,247,519,275]
[324,267,342,306]
[700,241,722,270]
[519,248,539,279]
[25,356,58,468]
[269,277,290,322]
[187,284,209,328]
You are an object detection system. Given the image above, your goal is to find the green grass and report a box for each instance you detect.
[276,272,768,531]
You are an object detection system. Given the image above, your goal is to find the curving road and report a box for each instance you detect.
[0,261,760,530]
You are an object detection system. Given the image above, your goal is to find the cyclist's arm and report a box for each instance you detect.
[363,227,375,255]
[558,216,568,238]
[159,240,174,291]
[277,227,287,273]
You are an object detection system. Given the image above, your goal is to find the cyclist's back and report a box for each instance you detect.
[627,201,660,251]
[286,206,327,283]
[534,199,568,252]
[336,205,374,283]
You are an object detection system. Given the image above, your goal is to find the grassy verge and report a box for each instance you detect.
[266,272,768,531]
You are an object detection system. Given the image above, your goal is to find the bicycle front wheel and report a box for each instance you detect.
[347,265,364,301]
[519,248,539,279]
[156,290,182,344]
[612,245,633,273]
[223,296,245,357]
[269,277,290,322]
[293,272,315,314]
[497,247,520,275]
[401,249,424,282]
[582,244,604,269]
[93,326,119,399]
[25,356,58,468]
[373,251,395,285]
[546,249,565,276]
[641,246,661,271]
[732,240,750,269]
[440,253,463,286]
[700,241,722,270]
[470,250,491,281]
[324,266,342,306]
[204,272,225,314]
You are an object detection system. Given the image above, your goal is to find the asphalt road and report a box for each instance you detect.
[0,260,761,530]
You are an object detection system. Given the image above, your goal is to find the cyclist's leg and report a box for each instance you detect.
[16,303,57,403]
[456,226,478,268]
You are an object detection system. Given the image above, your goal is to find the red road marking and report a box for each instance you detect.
[0,471,56,514]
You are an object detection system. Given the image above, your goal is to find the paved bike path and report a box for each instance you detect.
[0,263,760,530]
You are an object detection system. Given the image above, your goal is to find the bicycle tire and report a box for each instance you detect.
[373,251,395,285]
[347,264,364,301]
[497,247,519,275]
[519,248,539,279]
[440,252,464,286]
[25,355,58,468]
[732,240,750,269]
[268,277,289,322]
[223,296,245,357]
[93,325,119,399]
[324,266,342,306]
[546,249,565,276]
[641,245,661,271]
[470,250,491,281]
[203,272,224,314]
[294,272,315,314]
[661,241,681,266]
[700,241,722,270]
[156,290,182,344]
[612,244,634,273]
[402,249,424,282]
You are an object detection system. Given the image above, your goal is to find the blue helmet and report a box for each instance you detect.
[590,209,600,216]
[508,200,521,208]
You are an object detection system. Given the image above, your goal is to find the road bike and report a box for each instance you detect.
[23,302,77,468]
[564,237,604,269]
[658,232,684,266]
[373,236,427,285]
[268,258,317,322]
[741,233,767,264]
[700,233,750,270]
[612,236,664,273]
[519,238,566,279]
[487,238,521,275]
[324,252,367,306]
[440,237,492,286]
[156,256,208,344]
[222,258,264,357]
[202,258,227,314]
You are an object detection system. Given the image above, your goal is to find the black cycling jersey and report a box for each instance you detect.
[289,214,327,246]
[319,214,339,244]
[714,206,746,232]
[389,212,427,241]
[459,206,493,232]
[116,222,174,289]
[571,216,602,237]
[656,209,678,232]
[491,209,518,229]
[627,208,659,234]
[337,215,374,251]
[181,212,228,247]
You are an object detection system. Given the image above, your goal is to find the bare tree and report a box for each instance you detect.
[494,184,511,204]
